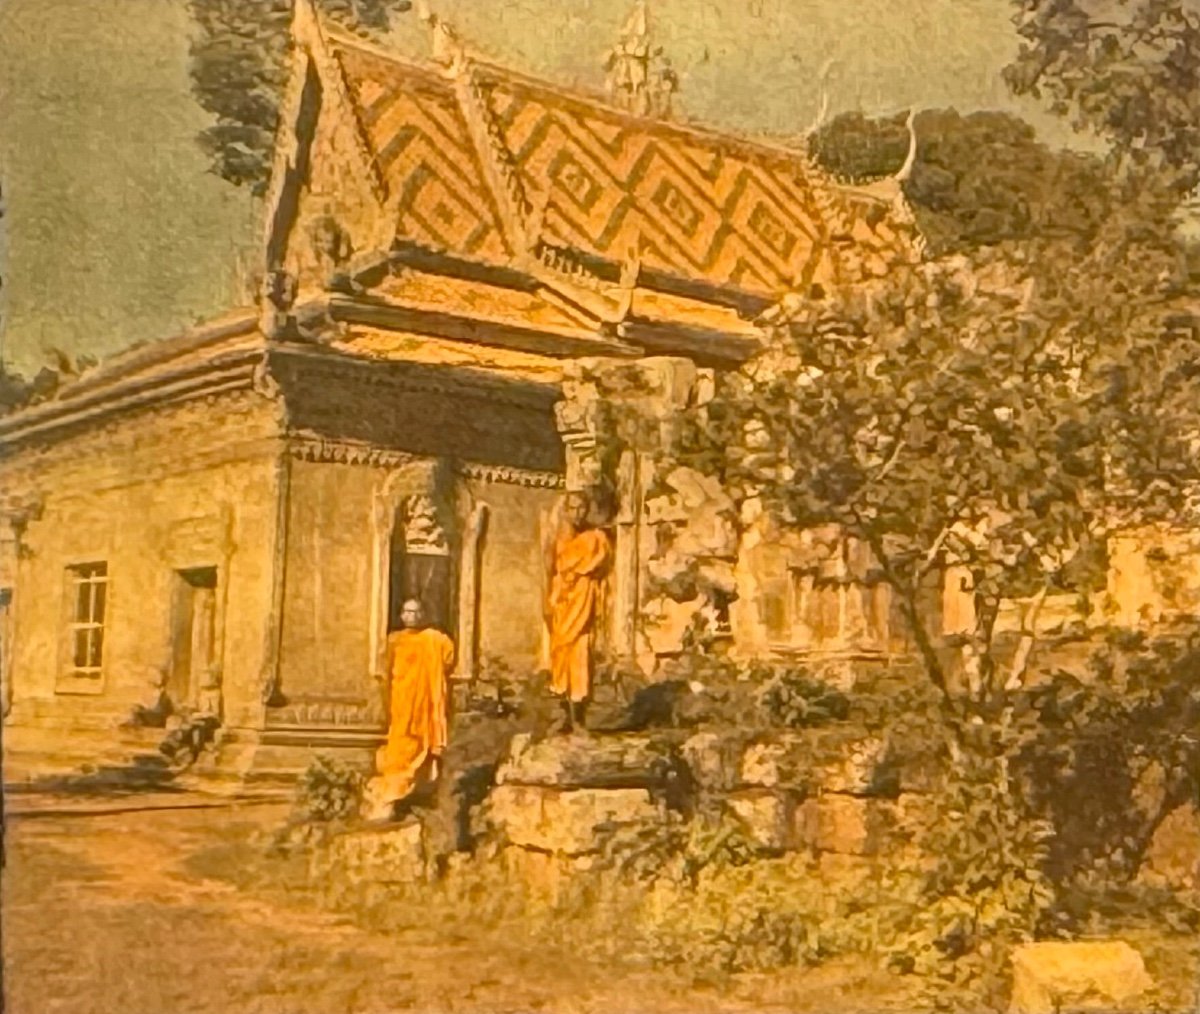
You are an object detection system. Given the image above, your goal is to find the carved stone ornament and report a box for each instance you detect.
[403,494,449,555]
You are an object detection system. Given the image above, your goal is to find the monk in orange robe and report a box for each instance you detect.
[547,491,610,732]
[363,598,455,821]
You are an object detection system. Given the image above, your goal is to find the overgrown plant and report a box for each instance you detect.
[683,41,1200,984]
[186,0,414,193]
[295,754,365,824]
[755,668,851,727]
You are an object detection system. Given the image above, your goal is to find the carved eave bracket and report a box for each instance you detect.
[259,271,343,346]
[0,494,45,556]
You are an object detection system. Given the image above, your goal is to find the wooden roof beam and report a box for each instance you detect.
[327,295,643,360]
[616,318,760,368]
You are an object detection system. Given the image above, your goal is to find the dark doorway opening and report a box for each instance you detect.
[169,567,218,706]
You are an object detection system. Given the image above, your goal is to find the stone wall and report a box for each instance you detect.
[554,356,738,670]
[553,355,1200,681]
[459,475,561,676]
[279,457,388,703]
[0,391,283,774]
[553,356,913,674]
[468,723,930,875]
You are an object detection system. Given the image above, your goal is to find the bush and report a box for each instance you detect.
[295,755,365,824]
[755,668,851,727]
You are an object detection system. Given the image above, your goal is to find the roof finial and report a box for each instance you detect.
[802,59,838,140]
[604,1,678,118]
[895,108,918,183]
[414,0,467,72]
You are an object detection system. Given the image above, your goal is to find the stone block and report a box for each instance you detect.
[664,466,735,514]
[1009,941,1153,1014]
[484,784,661,856]
[1137,802,1200,892]
[682,731,744,792]
[644,493,690,525]
[671,513,739,561]
[318,819,426,883]
[499,846,597,908]
[644,594,705,655]
[726,790,795,851]
[740,732,898,796]
[740,741,789,788]
[812,735,898,796]
[495,732,676,790]
[794,795,895,856]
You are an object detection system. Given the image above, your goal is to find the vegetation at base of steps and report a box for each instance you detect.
[263,631,1200,1011]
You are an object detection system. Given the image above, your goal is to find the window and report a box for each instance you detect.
[66,563,107,677]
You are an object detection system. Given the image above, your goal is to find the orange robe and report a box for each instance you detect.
[548,527,610,702]
[371,627,454,805]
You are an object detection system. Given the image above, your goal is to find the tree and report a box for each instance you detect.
[186,0,412,194]
[810,109,1114,255]
[1004,0,1200,192]
[685,144,1200,970]
[707,229,1196,705]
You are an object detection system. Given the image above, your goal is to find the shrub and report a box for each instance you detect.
[755,667,851,727]
[295,755,365,824]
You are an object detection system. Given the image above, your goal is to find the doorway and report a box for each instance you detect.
[388,543,452,633]
[388,499,453,634]
[169,567,218,706]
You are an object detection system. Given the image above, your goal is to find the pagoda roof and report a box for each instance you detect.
[277,8,920,308]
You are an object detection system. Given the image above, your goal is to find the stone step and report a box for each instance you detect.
[495,731,685,791]
[482,783,665,857]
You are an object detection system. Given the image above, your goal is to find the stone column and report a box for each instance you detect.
[555,357,722,671]
[609,449,641,660]
[455,503,489,681]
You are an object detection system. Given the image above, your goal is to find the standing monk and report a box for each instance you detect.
[363,599,455,821]
[547,491,611,733]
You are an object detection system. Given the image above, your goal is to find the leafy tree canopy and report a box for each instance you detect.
[691,156,1198,702]
[810,109,1115,254]
[186,0,412,194]
[1004,0,1200,191]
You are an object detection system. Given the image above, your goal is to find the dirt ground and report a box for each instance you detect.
[2,794,914,1014]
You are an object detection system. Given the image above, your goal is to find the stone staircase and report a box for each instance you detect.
[4,713,218,794]
[313,699,939,902]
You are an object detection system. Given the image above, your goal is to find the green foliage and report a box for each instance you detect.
[295,754,365,823]
[810,109,1113,254]
[595,808,758,886]
[810,111,912,183]
[1005,0,1200,190]
[1014,625,1200,885]
[640,856,826,973]
[907,735,1056,968]
[633,655,855,732]
[694,205,1200,701]
[186,0,412,193]
[755,668,851,727]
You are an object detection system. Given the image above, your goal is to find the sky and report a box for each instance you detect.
[0,0,1077,376]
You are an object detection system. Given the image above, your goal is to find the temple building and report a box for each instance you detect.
[4,2,1179,781]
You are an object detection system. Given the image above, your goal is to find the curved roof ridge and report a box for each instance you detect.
[322,27,836,179]
[318,22,921,298]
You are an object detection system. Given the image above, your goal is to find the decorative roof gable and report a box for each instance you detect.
[476,67,835,296]
[334,45,511,263]
[276,10,920,309]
